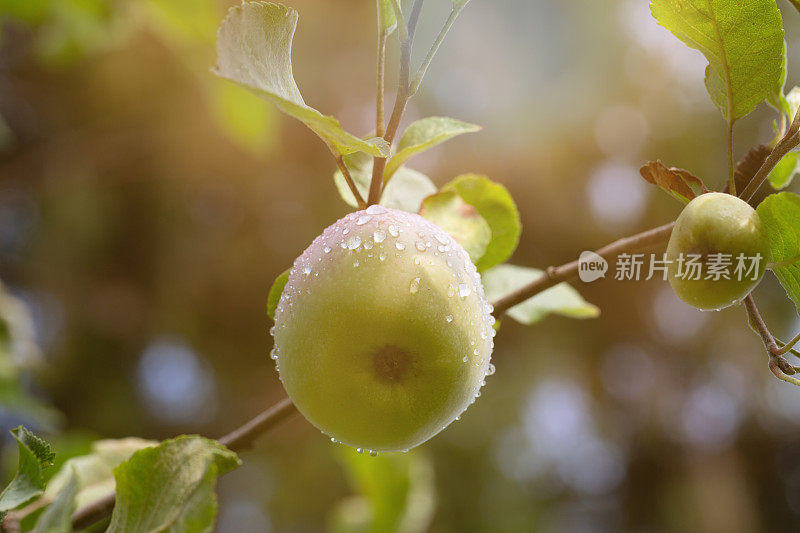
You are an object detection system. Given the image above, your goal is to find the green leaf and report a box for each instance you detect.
[385,117,480,181]
[650,0,785,122]
[33,469,78,533]
[330,448,435,533]
[482,265,600,325]
[768,152,800,189]
[757,192,800,313]
[420,190,491,262]
[334,153,436,213]
[378,0,397,35]
[107,436,240,533]
[213,2,390,158]
[267,269,290,320]
[0,427,54,519]
[421,174,520,272]
[44,438,155,510]
[767,39,789,117]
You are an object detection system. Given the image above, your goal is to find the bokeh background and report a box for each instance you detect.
[2,0,800,531]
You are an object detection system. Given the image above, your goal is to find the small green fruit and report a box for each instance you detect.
[271,205,495,452]
[666,192,771,311]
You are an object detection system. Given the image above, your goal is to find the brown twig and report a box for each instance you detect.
[70,398,298,530]
[218,397,297,450]
[492,222,675,316]
[743,295,797,379]
[376,28,388,139]
[334,153,367,209]
[367,0,425,206]
[739,108,800,201]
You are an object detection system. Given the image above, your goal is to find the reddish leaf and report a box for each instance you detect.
[639,161,708,204]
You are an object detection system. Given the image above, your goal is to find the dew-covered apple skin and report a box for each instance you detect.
[271,205,495,452]
[666,193,771,311]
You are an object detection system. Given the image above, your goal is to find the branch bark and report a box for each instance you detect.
[739,108,800,201]
[492,222,675,316]
[743,295,798,378]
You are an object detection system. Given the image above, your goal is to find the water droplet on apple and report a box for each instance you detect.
[458,283,471,298]
[347,235,362,250]
[356,215,371,225]
[388,224,399,237]
[374,229,387,243]
[445,315,453,323]
[366,205,387,215]
[409,277,421,294]
[395,241,405,251]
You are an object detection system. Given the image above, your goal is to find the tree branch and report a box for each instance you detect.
[70,398,298,529]
[218,397,297,450]
[492,222,675,316]
[739,108,800,201]
[367,0,425,206]
[743,295,797,379]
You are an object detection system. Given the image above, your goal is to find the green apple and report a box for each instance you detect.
[271,205,495,452]
[666,192,771,311]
